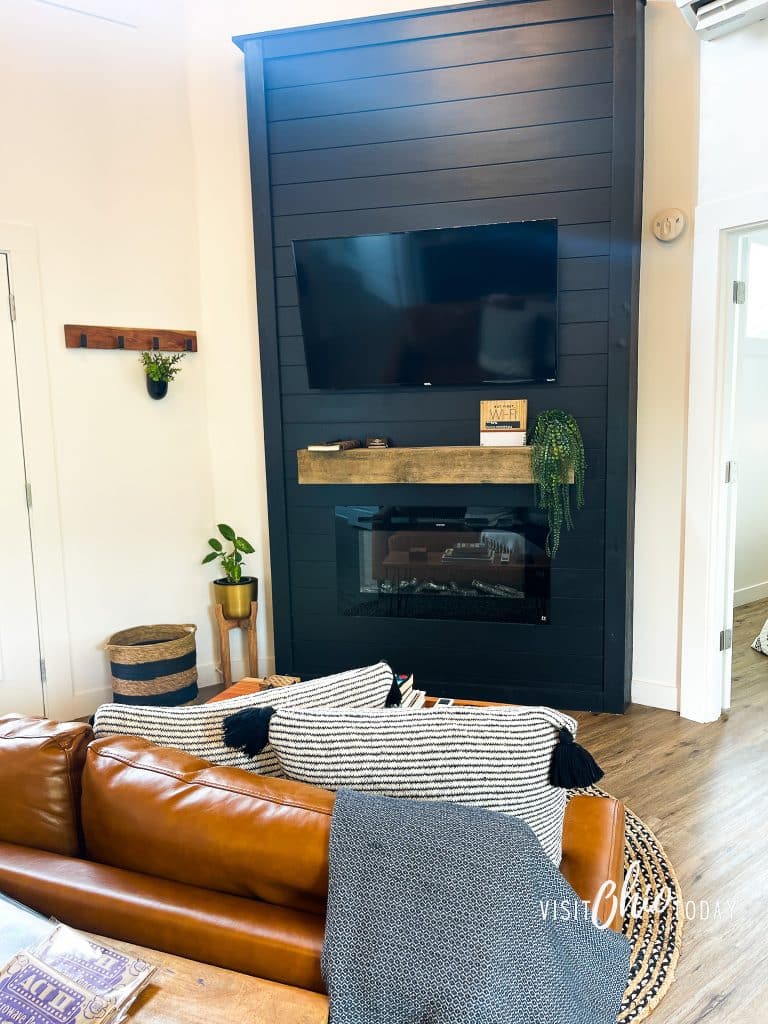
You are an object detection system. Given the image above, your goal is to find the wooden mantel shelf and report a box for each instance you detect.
[297,445,573,486]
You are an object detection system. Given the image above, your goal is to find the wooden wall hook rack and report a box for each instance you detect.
[65,324,197,352]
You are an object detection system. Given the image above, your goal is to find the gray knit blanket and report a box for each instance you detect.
[322,789,630,1024]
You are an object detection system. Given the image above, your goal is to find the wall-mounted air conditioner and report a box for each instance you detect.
[677,0,768,39]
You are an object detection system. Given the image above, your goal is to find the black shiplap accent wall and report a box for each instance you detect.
[237,0,644,713]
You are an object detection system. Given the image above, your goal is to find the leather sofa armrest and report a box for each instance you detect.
[0,842,325,993]
[560,795,625,932]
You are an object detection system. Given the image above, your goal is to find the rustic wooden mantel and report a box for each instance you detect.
[297,446,573,486]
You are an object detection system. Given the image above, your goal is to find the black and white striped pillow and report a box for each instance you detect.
[93,661,395,776]
[267,705,578,864]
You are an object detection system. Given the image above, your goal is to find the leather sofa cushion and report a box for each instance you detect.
[81,736,335,915]
[0,841,325,993]
[561,794,625,932]
[0,715,92,856]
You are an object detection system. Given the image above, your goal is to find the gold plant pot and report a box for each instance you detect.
[213,577,258,620]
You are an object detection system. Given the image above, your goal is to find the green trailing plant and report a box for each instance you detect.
[140,352,185,383]
[531,410,585,558]
[202,523,255,583]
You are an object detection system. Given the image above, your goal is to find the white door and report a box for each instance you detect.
[0,253,45,715]
[719,226,768,711]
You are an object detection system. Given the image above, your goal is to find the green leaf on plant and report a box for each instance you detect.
[208,538,222,551]
[235,537,255,553]
[218,523,236,542]
[201,552,218,564]
[235,552,243,563]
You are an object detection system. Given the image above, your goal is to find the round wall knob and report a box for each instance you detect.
[652,208,687,243]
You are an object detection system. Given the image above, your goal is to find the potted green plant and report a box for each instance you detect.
[202,523,257,619]
[530,410,586,558]
[140,352,185,400]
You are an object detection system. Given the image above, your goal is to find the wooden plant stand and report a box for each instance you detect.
[214,601,258,688]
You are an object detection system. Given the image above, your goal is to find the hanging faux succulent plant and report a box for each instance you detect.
[531,410,586,558]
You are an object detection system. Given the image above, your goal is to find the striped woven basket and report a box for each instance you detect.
[106,624,198,706]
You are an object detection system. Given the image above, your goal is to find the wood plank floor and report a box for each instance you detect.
[572,597,768,1023]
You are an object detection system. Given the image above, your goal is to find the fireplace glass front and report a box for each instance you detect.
[335,506,550,624]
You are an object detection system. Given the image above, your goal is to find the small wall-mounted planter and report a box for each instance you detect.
[141,352,184,400]
[146,378,169,400]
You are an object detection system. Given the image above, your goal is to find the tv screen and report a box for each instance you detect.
[292,220,558,390]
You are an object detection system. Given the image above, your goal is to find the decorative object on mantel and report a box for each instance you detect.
[307,438,361,452]
[480,398,529,448]
[202,523,257,619]
[64,324,197,352]
[214,600,259,688]
[140,352,184,400]
[531,410,586,558]
[105,624,198,706]
[297,445,573,486]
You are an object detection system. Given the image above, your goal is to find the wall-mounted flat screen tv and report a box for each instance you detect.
[292,219,558,390]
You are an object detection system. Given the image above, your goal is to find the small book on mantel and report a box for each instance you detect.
[479,431,528,448]
[307,439,360,452]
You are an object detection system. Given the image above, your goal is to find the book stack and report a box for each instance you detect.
[395,673,426,709]
[0,905,155,1024]
[307,439,360,452]
[479,399,528,447]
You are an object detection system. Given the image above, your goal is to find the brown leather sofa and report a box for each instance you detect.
[0,714,625,993]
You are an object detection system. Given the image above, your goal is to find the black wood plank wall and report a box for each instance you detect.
[236,0,644,713]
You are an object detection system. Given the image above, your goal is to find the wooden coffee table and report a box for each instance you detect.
[209,678,507,708]
[90,935,328,1024]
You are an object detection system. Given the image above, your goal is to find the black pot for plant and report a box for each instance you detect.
[146,378,168,400]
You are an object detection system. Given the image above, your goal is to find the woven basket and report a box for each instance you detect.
[106,624,198,706]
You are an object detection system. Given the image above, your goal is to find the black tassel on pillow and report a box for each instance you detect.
[385,674,402,708]
[222,706,275,757]
[549,727,604,788]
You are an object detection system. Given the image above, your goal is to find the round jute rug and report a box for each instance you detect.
[572,788,684,1023]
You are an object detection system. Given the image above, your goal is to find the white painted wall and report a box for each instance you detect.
[0,0,216,717]
[631,0,699,712]
[698,19,768,206]
[733,231,768,607]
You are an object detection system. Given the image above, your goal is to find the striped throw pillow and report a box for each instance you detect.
[93,661,395,775]
[266,705,578,864]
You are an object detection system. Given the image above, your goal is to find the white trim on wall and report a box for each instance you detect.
[734,581,768,607]
[632,677,680,713]
[680,190,768,723]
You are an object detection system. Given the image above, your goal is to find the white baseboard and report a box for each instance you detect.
[734,581,768,608]
[631,678,679,712]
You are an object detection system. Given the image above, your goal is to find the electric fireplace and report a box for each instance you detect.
[335,506,550,625]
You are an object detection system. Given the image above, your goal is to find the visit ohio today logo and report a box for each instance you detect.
[540,861,736,930]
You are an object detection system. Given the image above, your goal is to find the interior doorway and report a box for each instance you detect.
[680,192,768,723]
[0,252,46,716]
[728,228,768,708]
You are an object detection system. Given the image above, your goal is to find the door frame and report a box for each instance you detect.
[680,190,768,722]
[0,224,74,717]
